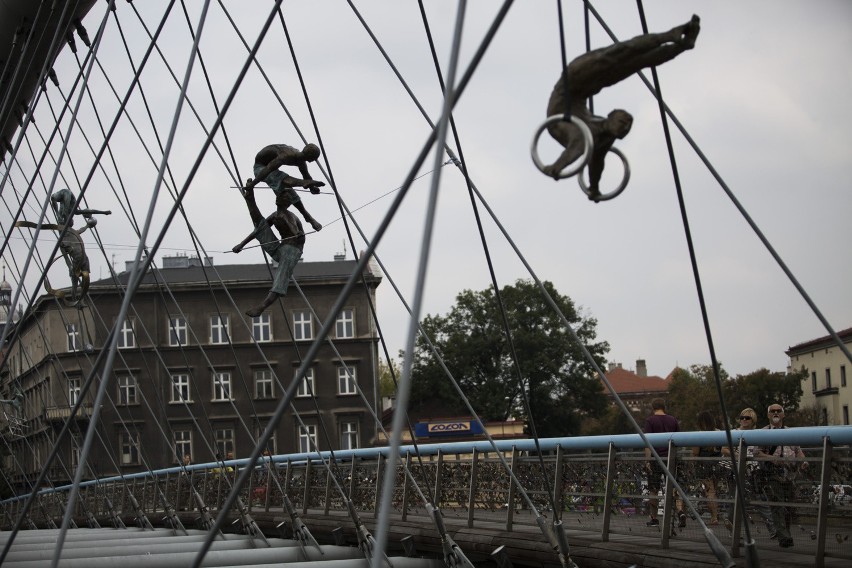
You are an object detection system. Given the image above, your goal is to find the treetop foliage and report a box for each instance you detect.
[408,279,609,437]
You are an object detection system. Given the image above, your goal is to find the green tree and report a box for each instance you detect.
[581,404,643,436]
[722,367,806,427]
[378,357,400,398]
[667,364,728,431]
[409,279,609,437]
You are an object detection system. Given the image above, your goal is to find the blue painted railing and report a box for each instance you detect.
[2,427,851,567]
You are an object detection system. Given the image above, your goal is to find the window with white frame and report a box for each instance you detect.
[298,424,317,453]
[117,375,138,405]
[252,313,272,342]
[215,427,234,458]
[120,431,140,465]
[68,377,81,406]
[254,369,274,399]
[171,373,192,403]
[169,316,188,347]
[117,318,136,349]
[174,429,192,463]
[296,368,315,398]
[292,310,312,341]
[335,308,354,339]
[210,315,230,344]
[212,372,233,401]
[255,424,277,455]
[66,323,81,352]
[337,365,357,395]
[340,420,359,450]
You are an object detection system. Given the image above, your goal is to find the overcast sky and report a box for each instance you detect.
[4,0,851,379]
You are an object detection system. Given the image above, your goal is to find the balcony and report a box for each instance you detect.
[45,405,94,422]
[813,386,839,398]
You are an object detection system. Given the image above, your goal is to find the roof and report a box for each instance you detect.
[88,259,381,289]
[600,366,670,395]
[1,1,99,161]
[785,326,852,356]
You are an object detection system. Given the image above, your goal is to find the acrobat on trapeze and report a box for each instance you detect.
[15,189,110,307]
[531,15,700,202]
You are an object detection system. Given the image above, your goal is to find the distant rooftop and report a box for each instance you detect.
[786,326,852,356]
[600,361,670,395]
[89,254,381,289]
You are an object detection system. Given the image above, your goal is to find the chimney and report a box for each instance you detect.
[636,359,647,378]
[124,254,147,273]
[162,254,213,268]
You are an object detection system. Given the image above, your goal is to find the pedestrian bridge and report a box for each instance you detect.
[2,428,851,567]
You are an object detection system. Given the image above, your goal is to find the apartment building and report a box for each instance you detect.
[0,254,382,488]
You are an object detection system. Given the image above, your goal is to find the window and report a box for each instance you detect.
[255,424,277,455]
[335,308,354,339]
[844,406,849,426]
[68,377,81,406]
[337,365,357,395]
[120,432,140,465]
[171,373,192,403]
[117,318,136,349]
[169,316,188,347]
[71,434,81,469]
[66,323,81,352]
[811,371,817,392]
[252,313,272,342]
[826,368,832,389]
[842,365,847,388]
[210,315,230,344]
[292,310,312,341]
[296,368,315,398]
[298,424,317,453]
[254,369,274,399]
[117,375,138,405]
[212,372,232,401]
[340,420,359,450]
[214,428,234,458]
[174,429,192,463]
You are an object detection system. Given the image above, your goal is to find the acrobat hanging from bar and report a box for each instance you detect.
[15,189,110,306]
[244,143,325,231]
[531,15,700,201]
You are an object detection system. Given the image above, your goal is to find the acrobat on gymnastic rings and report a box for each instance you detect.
[15,189,110,307]
[532,14,700,201]
[530,113,630,202]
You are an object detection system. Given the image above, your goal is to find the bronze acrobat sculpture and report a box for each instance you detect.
[245,143,325,232]
[15,189,110,306]
[534,15,700,201]
[232,184,306,318]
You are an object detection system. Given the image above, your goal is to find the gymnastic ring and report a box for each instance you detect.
[578,146,630,202]
[530,114,593,180]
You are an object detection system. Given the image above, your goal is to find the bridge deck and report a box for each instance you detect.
[191,508,849,568]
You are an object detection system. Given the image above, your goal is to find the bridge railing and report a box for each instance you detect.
[3,428,852,566]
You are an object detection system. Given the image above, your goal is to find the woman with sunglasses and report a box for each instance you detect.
[720,408,775,538]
